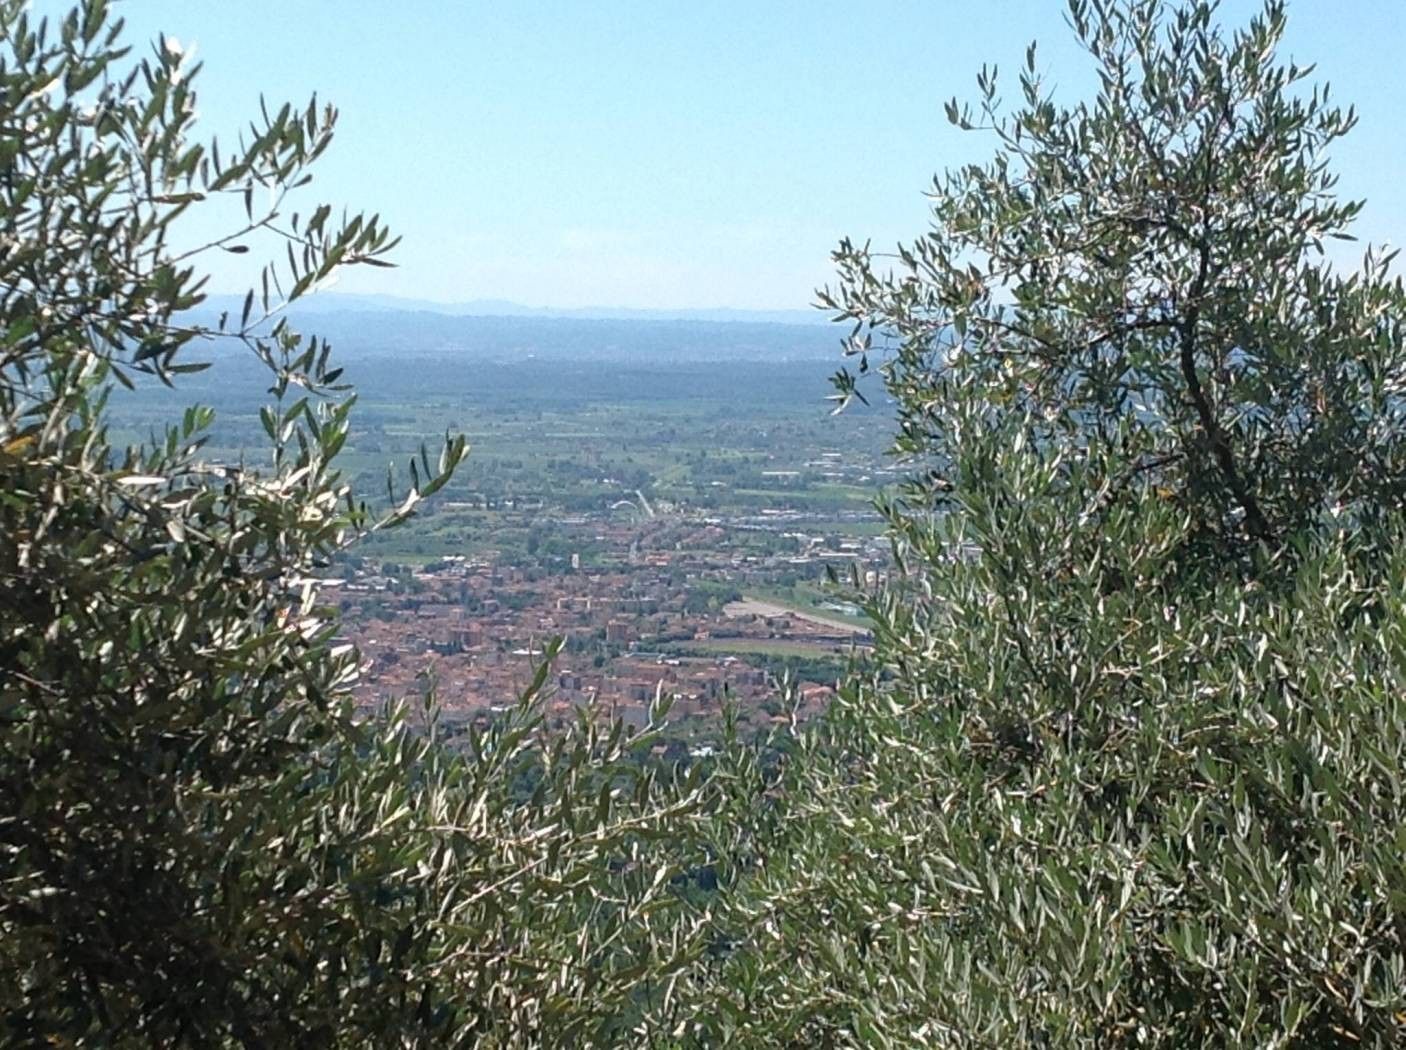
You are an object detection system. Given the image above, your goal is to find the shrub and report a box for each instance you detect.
[0,4,711,1044]
[682,1,1406,1044]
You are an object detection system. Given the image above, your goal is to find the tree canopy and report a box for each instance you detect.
[3,0,1405,1046]
[0,3,712,1044]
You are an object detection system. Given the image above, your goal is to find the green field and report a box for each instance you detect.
[110,355,896,572]
[667,638,856,658]
[742,585,873,630]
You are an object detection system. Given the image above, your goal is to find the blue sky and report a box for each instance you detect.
[76,1,1406,309]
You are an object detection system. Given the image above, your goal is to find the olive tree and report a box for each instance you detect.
[825,0,1406,559]
[678,2,1406,1045]
[0,3,713,1045]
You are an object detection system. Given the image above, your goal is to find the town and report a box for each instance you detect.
[109,339,906,741]
[333,504,889,745]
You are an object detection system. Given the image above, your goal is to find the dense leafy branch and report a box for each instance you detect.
[1,3,722,1045]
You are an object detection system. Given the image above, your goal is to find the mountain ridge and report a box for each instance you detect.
[186,296,846,363]
[198,292,832,327]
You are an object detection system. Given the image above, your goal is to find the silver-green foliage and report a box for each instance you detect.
[0,4,712,1045]
[8,0,1406,1045]
[682,1,1406,1045]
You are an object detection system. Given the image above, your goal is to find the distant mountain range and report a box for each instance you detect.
[190,294,846,363]
[200,292,832,327]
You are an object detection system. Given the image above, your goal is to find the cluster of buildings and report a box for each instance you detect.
[331,547,874,738]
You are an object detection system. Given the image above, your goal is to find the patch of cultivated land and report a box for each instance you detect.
[723,597,870,635]
[670,638,852,657]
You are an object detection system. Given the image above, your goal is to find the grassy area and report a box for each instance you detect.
[731,486,872,505]
[743,585,872,630]
[667,638,855,658]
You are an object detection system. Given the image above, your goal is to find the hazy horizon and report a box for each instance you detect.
[35,0,1406,313]
[201,289,833,324]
